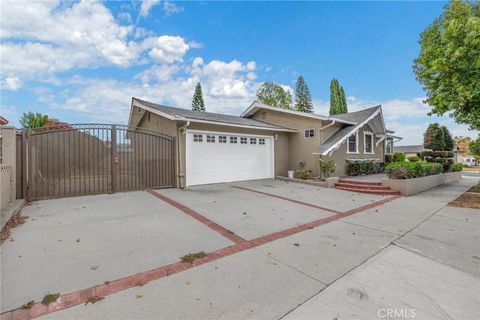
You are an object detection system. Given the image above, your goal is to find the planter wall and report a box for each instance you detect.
[382,171,462,196]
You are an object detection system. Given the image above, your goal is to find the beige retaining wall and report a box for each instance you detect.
[382,171,462,196]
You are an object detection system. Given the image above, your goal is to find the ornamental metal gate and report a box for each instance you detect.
[22,124,175,200]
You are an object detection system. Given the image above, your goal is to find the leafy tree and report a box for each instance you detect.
[294,76,313,113]
[329,78,348,115]
[441,125,454,151]
[424,123,446,151]
[256,82,292,109]
[19,112,47,129]
[413,1,480,130]
[470,136,480,156]
[192,83,206,112]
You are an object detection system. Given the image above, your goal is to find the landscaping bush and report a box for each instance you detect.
[423,162,444,175]
[452,163,464,172]
[318,159,336,179]
[296,169,311,180]
[384,154,393,163]
[407,156,421,162]
[393,152,405,162]
[389,166,411,179]
[347,161,385,176]
[385,161,443,179]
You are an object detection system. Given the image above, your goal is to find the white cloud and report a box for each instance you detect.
[0,0,197,90]
[118,12,133,23]
[163,1,184,16]
[145,35,190,64]
[140,0,160,17]
[0,0,141,88]
[2,76,22,90]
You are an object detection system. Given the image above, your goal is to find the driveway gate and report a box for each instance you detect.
[22,124,175,200]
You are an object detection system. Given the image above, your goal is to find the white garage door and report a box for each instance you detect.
[185,130,274,186]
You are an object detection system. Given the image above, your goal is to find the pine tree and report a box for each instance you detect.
[294,76,313,113]
[192,83,206,112]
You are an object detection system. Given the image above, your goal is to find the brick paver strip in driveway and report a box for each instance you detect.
[147,189,246,244]
[0,190,401,319]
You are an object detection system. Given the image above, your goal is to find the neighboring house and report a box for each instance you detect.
[394,145,424,158]
[129,98,401,187]
[0,116,8,125]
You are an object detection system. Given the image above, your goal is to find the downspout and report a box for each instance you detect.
[177,120,190,189]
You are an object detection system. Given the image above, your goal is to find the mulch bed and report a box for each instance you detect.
[0,212,28,244]
[448,186,480,209]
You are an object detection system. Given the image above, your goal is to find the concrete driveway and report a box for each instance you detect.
[1,177,479,320]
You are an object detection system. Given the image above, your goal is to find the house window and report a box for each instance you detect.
[206,135,215,143]
[230,136,237,144]
[250,138,257,144]
[364,132,374,154]
[193,134,203,142]
[259,138,265,145]
[304,129,315,138]
[385,139,393,155]
[347,132,358,153]
[219,136,227,143]
[240,137,248,144]
[261,111,266,120]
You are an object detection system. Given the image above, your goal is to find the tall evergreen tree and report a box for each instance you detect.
[294,76,313,113]
[329,79,343,115]
[339,86,348,113]
[441,125,454,151]
[192,83,206,112]
[424,123,446,151]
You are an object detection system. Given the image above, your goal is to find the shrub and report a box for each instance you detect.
[452,163,464,172]
[385,161,443,179]
[296,169,311,180]
[407,156,421,162]
[393,152,405,162]
[347,161,385,176]
[318,159,336,179]
[389,166,411,179]
[384,154,393,163]
[423,162,443,175]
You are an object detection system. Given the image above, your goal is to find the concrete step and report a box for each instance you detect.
[335,186,400,195]
[338,179,383,186]
[334,182,391,190]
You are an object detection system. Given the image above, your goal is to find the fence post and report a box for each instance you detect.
[111,125,118,193]
[22,130,27,199]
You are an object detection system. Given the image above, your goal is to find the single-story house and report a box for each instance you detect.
[128,98,401,187]
[393,145,424,158]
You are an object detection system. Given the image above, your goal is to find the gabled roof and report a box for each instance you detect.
[241,101,357,125]
[329,105,381,123]
[130,97,297,132]
[314,106,384,156]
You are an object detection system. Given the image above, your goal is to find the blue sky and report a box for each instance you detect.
[1,0,477,144]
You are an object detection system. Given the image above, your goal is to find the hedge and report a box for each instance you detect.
[385,161,443,179]
[347,160,385,176]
